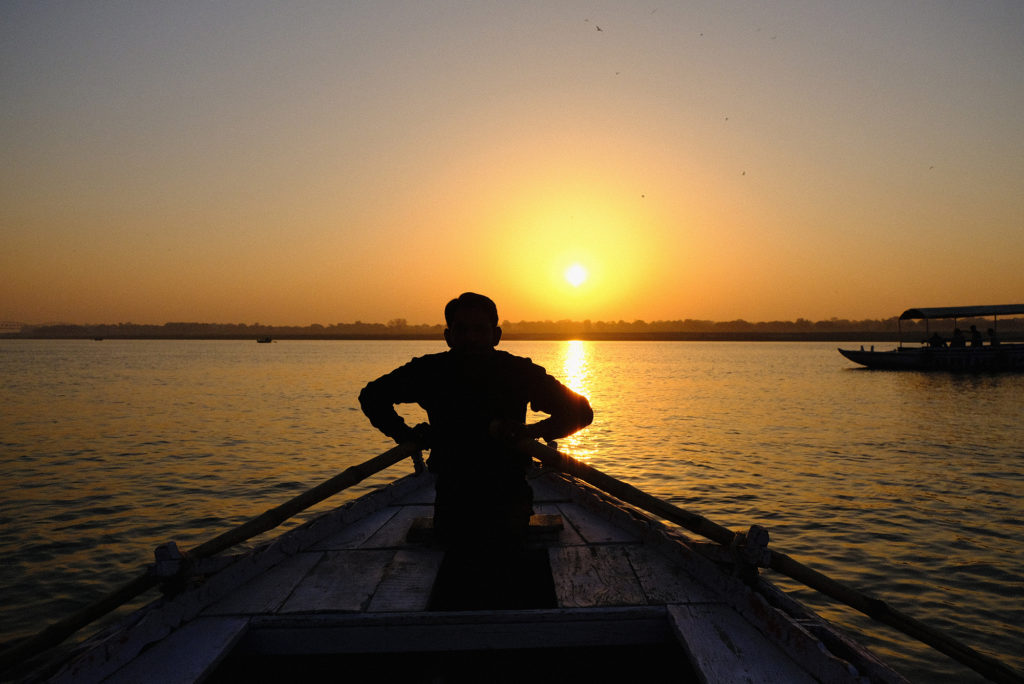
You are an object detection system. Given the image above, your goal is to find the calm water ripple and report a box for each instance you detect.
[1,339,1022,681]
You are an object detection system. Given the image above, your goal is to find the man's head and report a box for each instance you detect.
[444,292,501,353]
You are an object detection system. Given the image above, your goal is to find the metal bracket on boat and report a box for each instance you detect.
[728,525,772,584]
[733,524,772,568]
[153,542,187,579]
[151,541,195,595]
[692,524,773,583]
[151,542,243,595]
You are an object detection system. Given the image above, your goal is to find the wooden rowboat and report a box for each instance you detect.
[5,442,1020,683]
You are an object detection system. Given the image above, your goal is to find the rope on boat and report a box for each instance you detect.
[0,442,423,675]
[517,438,1024,684]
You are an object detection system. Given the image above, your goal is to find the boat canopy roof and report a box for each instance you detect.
[899,304,1024,320]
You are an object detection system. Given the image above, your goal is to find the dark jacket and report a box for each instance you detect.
[358,349,593,475]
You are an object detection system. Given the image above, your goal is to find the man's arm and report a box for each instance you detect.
[523,372,593,442]
[358,364,421,445]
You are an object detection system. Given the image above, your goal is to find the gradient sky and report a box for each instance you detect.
[3,2,1022,325]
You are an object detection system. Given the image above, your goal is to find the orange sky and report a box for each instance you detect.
[3,3,1022,326]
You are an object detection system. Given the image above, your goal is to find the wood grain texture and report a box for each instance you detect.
[281,550,395,613]
[549,545,646,608]
[103,616,248,684]
[668,603,818,684]
[367,549,445,612]
[203,552,323,616]
[310,507,400,551]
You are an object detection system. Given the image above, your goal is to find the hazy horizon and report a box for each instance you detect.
[3,3,1022,326]
[10,310,1024,334]
[7,301,1024,330]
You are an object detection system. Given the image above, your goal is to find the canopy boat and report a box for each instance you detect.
[839,304,1024,371]
[3,443,1019,683]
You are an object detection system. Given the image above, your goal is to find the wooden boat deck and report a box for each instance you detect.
[46,470,906,683]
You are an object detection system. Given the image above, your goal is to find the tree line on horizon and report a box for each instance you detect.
[8,315,1024,339]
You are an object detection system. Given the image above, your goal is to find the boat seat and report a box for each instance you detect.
[406,514,563,544]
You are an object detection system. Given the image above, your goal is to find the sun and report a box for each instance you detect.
[565,263,588,287]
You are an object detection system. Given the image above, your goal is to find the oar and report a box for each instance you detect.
[0,442,422,674]
[518,438,1023,684]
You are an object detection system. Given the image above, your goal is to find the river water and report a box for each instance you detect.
[1,339,1021,681]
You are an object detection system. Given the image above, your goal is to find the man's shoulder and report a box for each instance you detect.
[494,348,530,363]
[494,350,546,373]
[366,352,450,390]
[398,351,450,370]
[408,350,449,363]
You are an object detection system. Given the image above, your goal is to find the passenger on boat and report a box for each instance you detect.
[358,292,594,548]
[950,328,966,348]
[927,332,946,348]
[988,328,1000,346]
[970,325,983,347]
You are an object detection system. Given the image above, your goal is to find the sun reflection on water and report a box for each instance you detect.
[560,340,595,460]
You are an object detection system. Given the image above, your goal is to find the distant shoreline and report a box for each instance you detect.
[9,313,1022,344]
[2,332,927,342]
[6,320,1022,343]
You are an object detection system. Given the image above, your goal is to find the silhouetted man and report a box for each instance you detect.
[359,292,593,546]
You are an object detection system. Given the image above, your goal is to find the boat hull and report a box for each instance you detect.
[839,344,1024,371]
[39,470,906,684]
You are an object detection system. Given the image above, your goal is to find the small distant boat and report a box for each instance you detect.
[256,337,272,343]
[839,304,1024,371]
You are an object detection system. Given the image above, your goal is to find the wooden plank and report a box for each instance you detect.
[240,606,671,654]
[529,513,563,534]
[390,478,436,505]
[203,551,323,616]
[366,548,445,612]
[310,506,400,551]
[556,502,636,544]
[362,505,435,548]
[407,514,561,545]
[104,616,248,684]
[549,545,647,608]
[405,516,435,543]
[529,475,570,504]
[667,603,818,684]
[533,503,583,545]
[625,545,719,605]
[280,550,395,613]
[756,581,910,684]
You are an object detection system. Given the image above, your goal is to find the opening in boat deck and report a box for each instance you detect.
[210,643,698,683]
[429,546,558,611]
